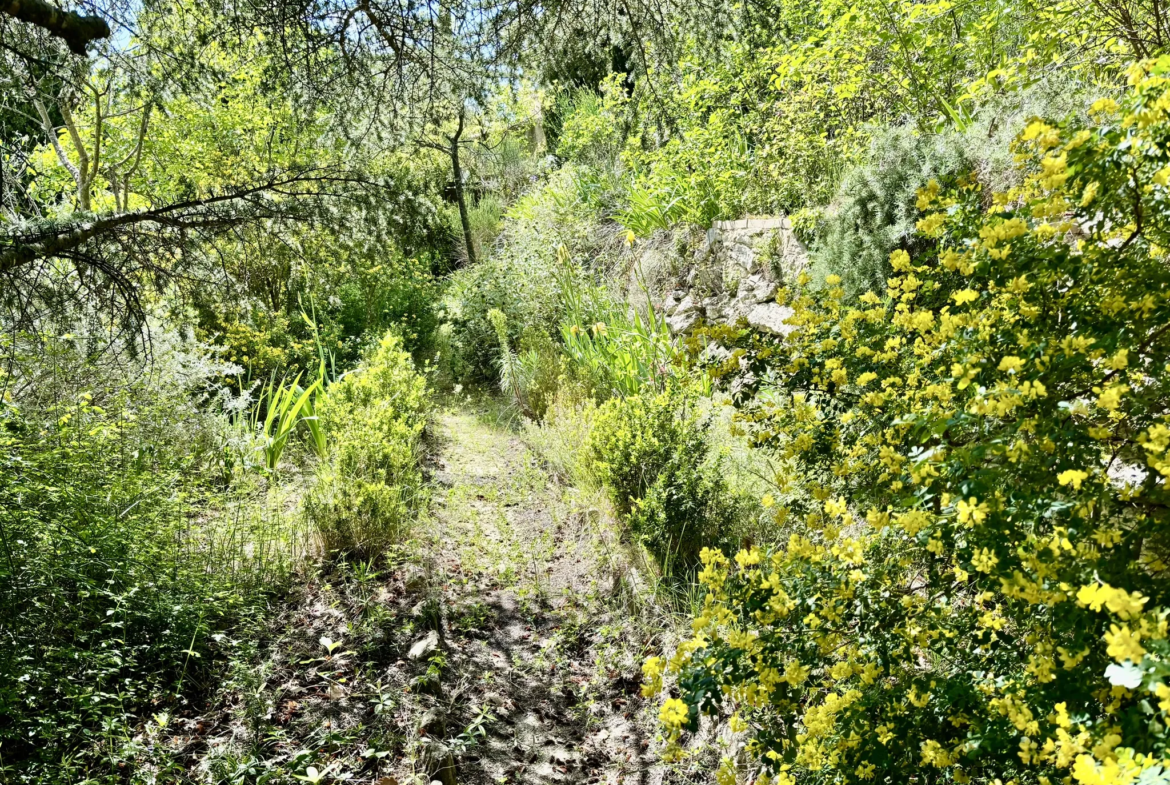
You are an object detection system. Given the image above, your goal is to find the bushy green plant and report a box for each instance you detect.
[649,71,1170,785]
[0,332,294,781]
[443,195,507,265]
[556,76,633,168]
[438,167,609,384]
[809,125,968,297]
[523,384,600,487]
[306,332,429,558]
[487,307,564,419]
[810,77,1107,299]
[588,384,734,571]
[618,181,688,238]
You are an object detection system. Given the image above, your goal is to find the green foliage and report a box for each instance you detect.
[588,384,734,571]
[306,333,430,558]
[556,76,633,168]
[617,182,688,237]
[652,72,1170,784]
[0,334,298,781]
[809,125,969,297]
[196,225,442,388]
[256,370,323,472]
[522,384,600,487]
[557,247,677,398]
[438,166,609,384]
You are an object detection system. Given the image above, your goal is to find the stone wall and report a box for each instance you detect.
[659,215,808,335]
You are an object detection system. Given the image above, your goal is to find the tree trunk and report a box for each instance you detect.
[449,110,476,266]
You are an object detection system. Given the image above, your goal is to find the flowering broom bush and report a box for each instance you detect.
[647,61,1170,785]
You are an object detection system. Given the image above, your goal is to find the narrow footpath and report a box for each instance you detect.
[423,407,660,785]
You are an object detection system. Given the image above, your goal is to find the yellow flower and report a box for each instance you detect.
[998,356,1025,374]
[956,497,988,525]
[952,289,979,305]
[659,697,690,729]
[972,547,999,573]
[1096,384,1126,412]
[826,274,842,286]
[916,179,940,210]
[920,739,952,767]
[716,757,738,785]
[1090,97,1119,115]
[889,249,912,271]
[1104,624,1146,663]
[736,547,762,569]
[641,656,664,697]
[1058,469,1089,490]
[917,213,946,236]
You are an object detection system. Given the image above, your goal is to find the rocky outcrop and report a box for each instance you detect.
[657,215,808,336]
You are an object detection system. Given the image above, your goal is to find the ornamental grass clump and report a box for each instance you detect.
[648,62,1170,785]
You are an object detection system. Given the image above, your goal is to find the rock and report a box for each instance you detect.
[409,630,440,661]
[703,294,730,321]
[671,293,698,316]
[402,564,429,593]
[745,303,796,336]
[700,342,733,365]
[420,740,456,785]
[666,309,698,334]
[666,293,702,333]
[726,242,755,272]
[736,273,778,305]
[418,708,447,737]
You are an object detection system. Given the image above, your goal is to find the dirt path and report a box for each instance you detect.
[424,408,659,785]
[166,404,669,785]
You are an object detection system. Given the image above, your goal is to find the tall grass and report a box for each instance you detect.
[554,246,677,398]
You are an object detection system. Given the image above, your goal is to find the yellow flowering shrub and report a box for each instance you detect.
[651,61,1170,785]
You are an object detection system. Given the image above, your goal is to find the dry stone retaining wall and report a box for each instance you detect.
[659,215,808,335]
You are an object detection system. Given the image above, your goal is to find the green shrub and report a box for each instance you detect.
[488,306,565,420]
[588,385,733,571]
[809,78,1106,299]
[523,384,599,487]
[438,166,609,385]
[0,333,293,781]
[556,76,632,168]
[650,72,1170,785]
[307,332,429,558]
[557,249,677,399]
[809,124,968,297]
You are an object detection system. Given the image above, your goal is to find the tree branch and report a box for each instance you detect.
[0,171,353,272]
[0,0,110,54]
